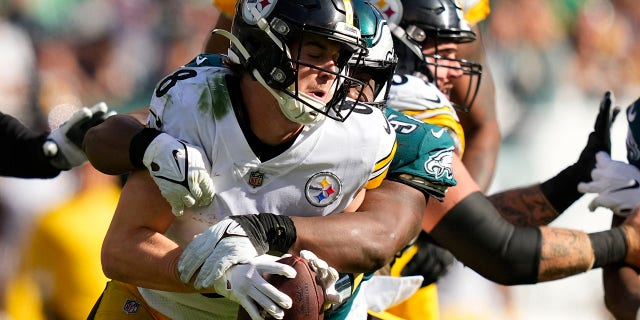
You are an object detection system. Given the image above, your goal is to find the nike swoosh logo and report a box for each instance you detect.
[424,94,441,104]
[611,179,640,193]
[431,128,445,138]
[221,223,247,238]
[196,56,207,65]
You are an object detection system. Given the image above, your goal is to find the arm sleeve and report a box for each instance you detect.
[430,191,542,285]
[0,112,60,178]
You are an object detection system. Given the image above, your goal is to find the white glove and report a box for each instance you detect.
[44,102,115,169]
[215,254,296,320]
[299,249,341,305]
[178,218,266,288]
[143,133,214,216]
[388,74,458,120]
[578,151,640,216]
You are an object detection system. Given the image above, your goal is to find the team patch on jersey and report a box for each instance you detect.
[123,299,140,314]
[305,172,342,207]
[425,147,454,181]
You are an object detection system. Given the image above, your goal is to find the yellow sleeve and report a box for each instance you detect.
[365,140,397,189]
[463,0,491,25]
[401,110,466,157]
[380,244,440,320]
[212,0,237,18]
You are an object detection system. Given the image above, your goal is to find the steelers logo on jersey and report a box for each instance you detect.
[374,0,403,26]
[242,0,277,25]
[425,146,454,181]
[305,172,342,207]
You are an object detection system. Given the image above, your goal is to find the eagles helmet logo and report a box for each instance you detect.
[425,147,454,181]
[374,0,403,26]
[242,0,277,25]
[305,172,342,207]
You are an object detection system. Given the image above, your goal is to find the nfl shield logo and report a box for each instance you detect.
[248,171,264,187]
[123,299,140,314]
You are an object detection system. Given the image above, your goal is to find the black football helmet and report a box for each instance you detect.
[375,0,482,112]
[348,0,398,109]
[223,0,368,124]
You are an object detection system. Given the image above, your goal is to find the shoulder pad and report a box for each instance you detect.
[385,108,457,199]
[184,54,228,68]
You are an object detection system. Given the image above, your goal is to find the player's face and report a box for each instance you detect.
[289,35,343,104]
[422,41,463,98]
[348,68,376,102]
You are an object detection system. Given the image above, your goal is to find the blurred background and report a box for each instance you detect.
[0,0,638,319]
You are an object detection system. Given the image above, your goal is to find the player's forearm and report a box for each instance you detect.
[431,191,631,285]
[291,180,425,273]
[537,227,594,281]
[489,184,560,227]
[84,114,144,174]
[101,170,207,293]
[460,124,499,191]
[101,227,193,292]
[84,109,149,175]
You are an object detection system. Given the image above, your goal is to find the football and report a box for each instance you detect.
[237,255,325,320]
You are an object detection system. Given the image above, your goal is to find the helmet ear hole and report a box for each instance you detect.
[237,32,297,89]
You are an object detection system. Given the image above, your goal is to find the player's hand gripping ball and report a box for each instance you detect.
[238,255,325,320]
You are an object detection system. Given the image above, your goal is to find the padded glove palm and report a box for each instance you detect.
[143,133,214,216]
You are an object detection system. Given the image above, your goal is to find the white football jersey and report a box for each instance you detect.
[139,54,396,319]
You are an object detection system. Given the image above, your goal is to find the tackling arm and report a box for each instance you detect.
[290,179,426,273]
[425,154,638,285]
[487,91,619,227]
[84,108,148,175]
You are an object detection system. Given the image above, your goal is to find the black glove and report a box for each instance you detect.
[541,91,620,212]
[578,91,620,171]
[400,231,455,287]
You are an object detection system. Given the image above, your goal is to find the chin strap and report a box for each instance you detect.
[213,28,325,125]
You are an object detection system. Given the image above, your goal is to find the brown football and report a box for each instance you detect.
[237,255,325,320]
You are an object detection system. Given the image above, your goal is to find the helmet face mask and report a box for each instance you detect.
[348,0,398,109]
[230,0,368,124]
[375,0,483,112]
[422,40,482,112]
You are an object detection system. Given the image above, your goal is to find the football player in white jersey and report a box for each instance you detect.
[87,0,410,319]
[370,0,640,319]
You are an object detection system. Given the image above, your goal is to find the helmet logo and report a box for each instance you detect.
[374,0,403,25]
[242,0,277,25]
